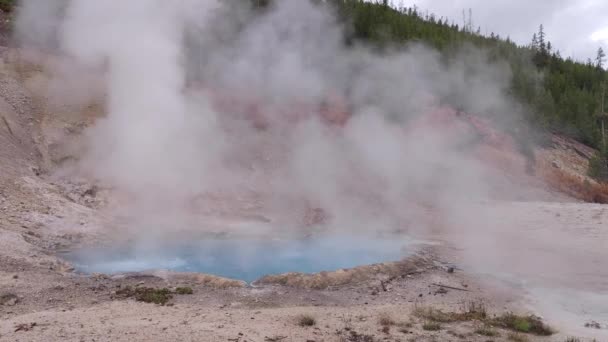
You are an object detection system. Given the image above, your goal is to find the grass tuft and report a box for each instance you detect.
[413,302,487,323]
[475,326,500,337]
[422,322,441,331]
[175,287,194,295]
[413,304,552,337]
[297,314,316,327]
[378,313,395,326]
[507,333,530,342]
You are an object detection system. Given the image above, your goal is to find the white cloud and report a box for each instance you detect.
[376,0,608,61]
[591,27,608,43]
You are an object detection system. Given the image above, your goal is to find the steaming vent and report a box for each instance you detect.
[17,0,534,286]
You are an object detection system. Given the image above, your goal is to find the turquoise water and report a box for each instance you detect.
[65,234,409,282]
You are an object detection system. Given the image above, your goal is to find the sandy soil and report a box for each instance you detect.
[433,200,608,339]
[0,262,546,342]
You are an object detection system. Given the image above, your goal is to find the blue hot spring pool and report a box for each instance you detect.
[64,234,410,282]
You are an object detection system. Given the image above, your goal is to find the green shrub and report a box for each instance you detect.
[490,313,553,336]
[175,287,194,295]
[0,0,15,13]
[116,286,173,305]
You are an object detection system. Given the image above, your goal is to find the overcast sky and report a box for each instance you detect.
[386,0,608,61]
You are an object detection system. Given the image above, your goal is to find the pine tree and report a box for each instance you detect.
[596,47,606,69]
[538,24,546,53]
[531,33,538,50]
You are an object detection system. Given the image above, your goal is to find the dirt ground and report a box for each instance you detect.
[0,51,606,342]
[0,253,555,342]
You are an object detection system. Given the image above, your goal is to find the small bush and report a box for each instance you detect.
[297,314,316,327]
[398,327,410,334]
[464,301,488,318]
[116,286,173,305]
[175,287,193,295]
[447,330,466,339]
[347,330,374,342]
[413,307,455,323]
[475,326,500,337]
[507,333,530,342]
[413,302,486,323]
[564,338,581,342]
[134,288,172,305]
[490,313,553,336]
[378,313,395,326]
[397,321,413,329]
[422,322,441,331]
[413,306,552,336]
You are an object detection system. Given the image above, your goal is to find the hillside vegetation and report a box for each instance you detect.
[326,0,608,180]
[248,0,608,180]
[0,0,13,13]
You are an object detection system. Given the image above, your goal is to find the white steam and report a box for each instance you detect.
[13,0,537,252]
[61,1,222,197]
[14,0,522,233]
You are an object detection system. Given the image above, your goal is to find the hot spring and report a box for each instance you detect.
[64,234,412,282]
